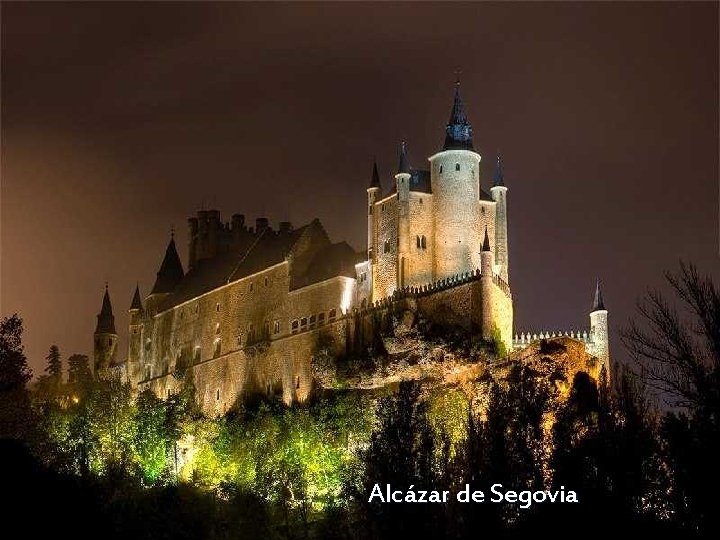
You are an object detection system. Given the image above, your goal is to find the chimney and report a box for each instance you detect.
[256,217,269,234]
[279,221,292,234]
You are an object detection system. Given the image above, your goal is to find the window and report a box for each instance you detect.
[215,322,220,335]
[247,323,255,343]
[296,376,300,390]
[384,239,391,253]
[264,277,268,287]
[439,165,443,174]
[291,320,299,334]
[381,204,385,211]
[416,235,421,249]
[215,303,220,312]
[419,198,423,205]
[300,317,308,331]
[194,304,199,314]
[194,346,201,362]
[368,205,373,215]
[167,389,171,398]
[481,206,485,214]
[328,308,337,321]
[318,312,325,326]
[273,320,280,334]
[216,389,220,401]
[421,235,427,249]
[455,163,460,171]
[180,310,184,320]
[249,283,254,292]
[309,314,316,329]
[214,339,221,357]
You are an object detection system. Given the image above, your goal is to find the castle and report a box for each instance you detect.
[93,82,609,414]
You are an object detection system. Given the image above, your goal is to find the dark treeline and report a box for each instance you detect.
[1,262,718,539]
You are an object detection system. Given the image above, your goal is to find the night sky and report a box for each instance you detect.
[2,2,718,376]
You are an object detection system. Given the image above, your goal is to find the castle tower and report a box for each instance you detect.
[490,154,510,283]
[145,231,184,314]
[367,160,381,262]
[480,227,495,341]
[429,80,483,279]
[589,279,610,373]
[396,142,411,288]
[94,284,118,375]
[128,283,144,385]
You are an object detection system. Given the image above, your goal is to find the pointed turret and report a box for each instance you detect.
[94,284,118,375]
[493,154,504,187]
[151,233,184,294]
[592,278,606,312]
[398,141,410,174]
[482,226,491,252]
[443,79,473,151]
[95,284,116,334]
[130,283,143,311]
[369,159,381,189]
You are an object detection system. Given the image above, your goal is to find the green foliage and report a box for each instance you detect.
[427,388,469,461]
[491,325,507,358]
[134,390,170,484]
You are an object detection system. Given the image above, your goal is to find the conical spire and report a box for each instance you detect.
[369,159,381,189]
[592,279,606,311]
[482,226,491,252]
[95,284,116,334]
[130,283,143,311]
[397,141,410,174]
[151,234,184,294]
[443,79,474,151]
[493,154,504,187]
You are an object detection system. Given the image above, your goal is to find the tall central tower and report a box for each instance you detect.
[429,81,484,279]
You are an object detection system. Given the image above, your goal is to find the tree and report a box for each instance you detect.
[44,345,62,381]
[0,314,33,439]
[622,261,719,534]
[67,354,92,393]
[353,381,439,539]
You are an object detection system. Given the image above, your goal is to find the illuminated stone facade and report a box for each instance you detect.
[92,82,609,414]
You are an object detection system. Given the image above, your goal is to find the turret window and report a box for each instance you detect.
[455,163,460,171]
[439,165,443,174]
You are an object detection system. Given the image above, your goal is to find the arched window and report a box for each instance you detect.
[455,163,460,171]
[214,339,221,357]
[296,376,300,390]
[416,235,421,248]
[421,236,427,249]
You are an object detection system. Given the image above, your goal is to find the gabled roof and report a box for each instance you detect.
[156,218,359,312]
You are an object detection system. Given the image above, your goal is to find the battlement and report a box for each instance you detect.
[512,330,592,349]
[187,210,294,270]
[361,267,511,311]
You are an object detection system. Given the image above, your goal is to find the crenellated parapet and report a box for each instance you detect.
[512,330,591,349]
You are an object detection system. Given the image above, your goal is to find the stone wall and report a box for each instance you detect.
[372,193,399,299]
